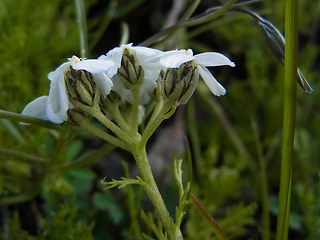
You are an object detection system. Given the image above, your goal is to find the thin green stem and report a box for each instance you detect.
[103,102,130,132]
[52,124,69,166]
[132,145,183,240]
[139,0,238,46]
[0,148,49,164]
[1,119,25,145]
[251,119,270,240]
[130,85,141,135]
[91,108,135,144]
[140,97,164,146]
[190,193,228,240]
[75,0,88,58]
[181,0,201,20]
[182,0,238,27]
[276,0,298,239]
[120,22,129,46]
[0,109,62,131]
[79,119,129,151]
[186,99,202,177]
[123,161,143,239]
[74,92,133,144]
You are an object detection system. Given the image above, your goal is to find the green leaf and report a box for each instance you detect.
[93,191,123,222]
[67,140,83,162]
[65,169,96,194]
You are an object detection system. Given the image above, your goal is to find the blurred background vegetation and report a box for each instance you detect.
[0,0,320,239]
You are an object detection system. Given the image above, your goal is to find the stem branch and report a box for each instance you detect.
[132,146,183,240]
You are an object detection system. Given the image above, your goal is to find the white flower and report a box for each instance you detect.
[22,56,114,124]
[146,49,235,96]
[99,44,163,104]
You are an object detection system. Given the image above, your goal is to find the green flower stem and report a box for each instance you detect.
[120,22,129,46]
[131,145,183,240]
[130,85,141,135]
[76,100,134,144]
[182,0,238,27]
[52,124,69,165]
[0,148,49,164]
[112,107,130,132]
[79,119,129,151]
[91,108,137,144]
[103,102,130,132]
[252,119,270,240]
[276,0,298,239]
[74,0,88,58]
[86,90,135,143]
[181,0,201,20]
[0,109,62,131]
[140,97,164,146]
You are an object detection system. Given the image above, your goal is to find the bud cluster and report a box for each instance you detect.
[160,62,198,105]
[117,48,144,88]
[22,43,235,126]
[65,67,96,107]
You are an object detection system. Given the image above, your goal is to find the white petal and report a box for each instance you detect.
[97,54,107,60]
[198,66,226,96]
[103,43,133,77]
[147,50,194,68]
[111,75,133,103]
[46,104,65,124]
[21,96,49,121]
[92,72,113,97]
[47,62,70,81]
[143,69,160,90]
[134,46,163,58]
[47,72,69,123]
[160,53,194,68]
[72,59,114,73]
[195,52,235,67]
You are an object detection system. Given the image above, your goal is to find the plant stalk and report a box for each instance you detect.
[251,119,270,240]
[74,0,88,58]
[132,145,183,240]
[276,0,298,239]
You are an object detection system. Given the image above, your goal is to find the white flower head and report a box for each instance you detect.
[22,56,114,124]
[146,49,235,96]
[100,44,163,104]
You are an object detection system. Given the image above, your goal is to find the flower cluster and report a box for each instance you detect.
[22,44,235,124]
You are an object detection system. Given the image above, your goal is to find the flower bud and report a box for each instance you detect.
[159,62,198,105]
[99,90,121,113]
[65,67,97,107]
[67,109,87,126]
[117,48,144,88]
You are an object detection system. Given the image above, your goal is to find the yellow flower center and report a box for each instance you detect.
[68,55,81,63]
[179,49,193,56]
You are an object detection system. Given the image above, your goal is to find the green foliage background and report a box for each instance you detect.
[1,0,320,239]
